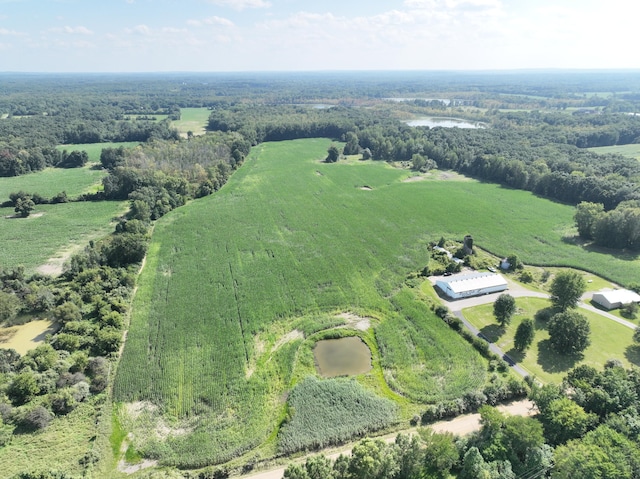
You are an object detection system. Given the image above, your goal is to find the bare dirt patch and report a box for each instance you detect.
[336,312,371,331]
[402,175,427,183]
[273,329,304,352]
[36,243,85,277]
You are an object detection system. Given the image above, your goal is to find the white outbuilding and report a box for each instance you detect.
[592,289,640,310]
[436,272,508,299]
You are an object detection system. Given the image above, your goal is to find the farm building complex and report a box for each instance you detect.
[435,272,508,299]
[592,289,640,310]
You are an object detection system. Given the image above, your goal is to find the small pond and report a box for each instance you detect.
[405,116,485,129]
[0,319,58,355]
[314,336,372,378]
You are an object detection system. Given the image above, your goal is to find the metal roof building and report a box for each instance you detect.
[436,272,508,299]
[592,289,640,310]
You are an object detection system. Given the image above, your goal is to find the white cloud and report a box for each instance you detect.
[206,0,271,11]
[187,16,235,27]
[0,27,22,35]
[125,24,152,35]
[49,26,94,35]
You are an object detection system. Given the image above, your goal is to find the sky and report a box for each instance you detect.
[0,0,638,72]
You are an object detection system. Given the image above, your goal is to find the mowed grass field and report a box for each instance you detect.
[0,164,106,201]
[56,141,141,163]
[172,107,211,137]
[588,143,640,160]
[0,201,127,273]
[114,138,640,468]
[462,298,637,383]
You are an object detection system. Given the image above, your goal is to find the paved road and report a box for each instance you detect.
[242,400,535,479]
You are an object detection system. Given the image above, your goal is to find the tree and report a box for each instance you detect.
[419,429,458,478]
[0,348,20,373]
[0,290,21,322]
[634,327,640,344]
[493,294,516,327]
[553,425,640,479]
[506,254,522,271]
[549,271,587,311]
[14,195,35,217]
[514,319,535,351]
[548,310,591,354]
[21,405,53,431]
[325,145,340,163]
[343,132,360,155]
[8,370,40,405]
[348,438,399,479]
[574,201,605,240]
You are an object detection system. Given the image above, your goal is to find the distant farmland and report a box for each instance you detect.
[114,138,640,467]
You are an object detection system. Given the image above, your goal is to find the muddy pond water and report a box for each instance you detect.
[314,336,372,378]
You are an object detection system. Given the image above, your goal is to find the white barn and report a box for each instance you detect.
[592,289,640,310]
[436,272,508,299]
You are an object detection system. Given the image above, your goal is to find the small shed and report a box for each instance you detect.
[436,272,508,299]
[592,289,640,310]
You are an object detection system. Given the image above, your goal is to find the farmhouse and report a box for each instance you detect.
[436,272,508,299]
[592,289,640,310]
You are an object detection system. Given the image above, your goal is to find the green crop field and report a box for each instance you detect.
[0,201,127,273]
[172,107,210,136]
[114,138,640,468]
[56,141,141,163]
[462,298,637,383]
[588,143,640,160]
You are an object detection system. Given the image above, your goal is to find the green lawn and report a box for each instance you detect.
[172,107,211,136]
[462,297,637,383]
[588,143,640,160]
[0,201,127,273]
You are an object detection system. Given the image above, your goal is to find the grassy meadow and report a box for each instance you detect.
[588,143,640,160]
[172,107,211,137]
[114,138,640,468]
[0,164,107,201]
[56,141,141,163]
[462,298,637,383]
[0,201,127,273]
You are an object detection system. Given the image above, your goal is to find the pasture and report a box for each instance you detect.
[462,297,637,384]
[56,141,140,163]
[0,164,107,201]
[114,138,640,468]
[172,107,210,137]
[588,143,640,160]
[0,201,127,274]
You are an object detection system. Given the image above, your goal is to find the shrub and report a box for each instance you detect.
[21,406,53,431]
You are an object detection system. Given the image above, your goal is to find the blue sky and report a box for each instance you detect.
[0,0,638,72]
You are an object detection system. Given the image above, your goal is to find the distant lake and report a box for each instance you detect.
[405,116,486,129]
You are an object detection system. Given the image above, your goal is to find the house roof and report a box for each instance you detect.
[438,272,508,294]
[593,289,640,305]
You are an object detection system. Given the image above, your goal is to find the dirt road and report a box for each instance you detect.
[242,400,535,479]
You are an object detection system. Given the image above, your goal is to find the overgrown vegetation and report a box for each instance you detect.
[278,376,397,454]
